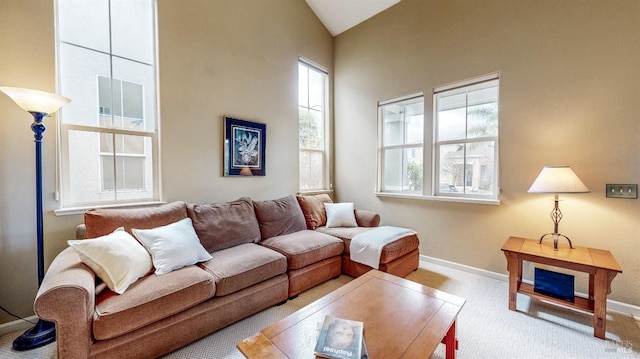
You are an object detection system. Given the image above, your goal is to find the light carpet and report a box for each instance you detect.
[1,261,638,358]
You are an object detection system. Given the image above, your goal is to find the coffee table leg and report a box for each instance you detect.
[444,320,457,359]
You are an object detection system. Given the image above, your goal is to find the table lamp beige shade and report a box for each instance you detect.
[528,165,590,250]
[528,165,589,194]
[0,87,70,114]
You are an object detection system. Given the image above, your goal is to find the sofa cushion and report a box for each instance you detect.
[296,194,332,229]
[132,218,212,275]
[187,197,261,252]
[67,228,152,294]
[93,265,215,340]
[315,226,373,243]
[317,227,420,264]
[84,201,188,238]
[260,230,344,270]
[200,243,287,296]
[253,195,307,239]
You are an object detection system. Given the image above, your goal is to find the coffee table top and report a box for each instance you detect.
[237,269,465,358]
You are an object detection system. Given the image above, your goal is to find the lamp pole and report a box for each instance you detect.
[0,87,70,350]
[12,111,57,350]
[31,111,47,286]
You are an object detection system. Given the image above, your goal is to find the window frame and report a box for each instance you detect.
[55,0,161,214]
[298,58,331,193]
[433,74,500,201]
[376,73,500,205]
[376,92,425,194]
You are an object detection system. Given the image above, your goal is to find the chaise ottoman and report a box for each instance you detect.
[296,194,420,278]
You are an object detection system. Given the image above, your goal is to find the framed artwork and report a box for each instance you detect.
[224,116,266,176]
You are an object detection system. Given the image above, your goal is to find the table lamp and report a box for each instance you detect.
[528,165,589,250]
[0,86,70,350]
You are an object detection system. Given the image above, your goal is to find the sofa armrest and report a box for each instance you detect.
[354,209,380,227]
[35,247,95,359]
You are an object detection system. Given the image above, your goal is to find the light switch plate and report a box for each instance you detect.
[605,184,638,199]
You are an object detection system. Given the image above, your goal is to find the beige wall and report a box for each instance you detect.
[0,0,332,325]
[333,0,639,306]
[157,0,332,202]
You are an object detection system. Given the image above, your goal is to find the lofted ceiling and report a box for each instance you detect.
[305,0,400,36]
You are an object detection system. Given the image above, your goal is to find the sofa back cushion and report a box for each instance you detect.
[253,195,307,239]
[187,197,261,252]
[84,201,188,239]
[296,194,333,229]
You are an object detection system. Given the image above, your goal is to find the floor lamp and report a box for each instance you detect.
[528,165,589,251]
[0,87,70,350]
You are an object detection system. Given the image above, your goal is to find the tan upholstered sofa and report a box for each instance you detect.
[34,194,419,359]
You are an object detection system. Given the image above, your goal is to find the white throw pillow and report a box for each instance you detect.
[132,217,212,275]
[324,202,358,228]
[68,228,152,294]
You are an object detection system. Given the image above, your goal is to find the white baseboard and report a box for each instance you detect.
[420,255,640,319]
[0,315,37,337]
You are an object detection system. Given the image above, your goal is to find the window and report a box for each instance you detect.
[377,74,499,202]
[298,60,330,192]
[434,75,499,199]
[57,0,159,208]
[378,94,424,193]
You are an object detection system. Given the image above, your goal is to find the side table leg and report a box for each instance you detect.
[593,269,608,339]
[505,252,519,311]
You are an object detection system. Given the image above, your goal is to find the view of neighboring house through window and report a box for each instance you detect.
[435,75,499,199]
[378,94,425,193]
[57,0,158,208]
[298,60,330,192]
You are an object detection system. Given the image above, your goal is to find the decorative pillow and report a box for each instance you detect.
[324,202,358,228]
[132,217,212,275]
[296,194,333,229]
[187,197,261,252]
[253,195,307,239]
[67,228,153,294]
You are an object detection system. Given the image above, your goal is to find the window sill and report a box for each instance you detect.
[297,189,334,196]
[54,201,167,216]
[374,192,500,205]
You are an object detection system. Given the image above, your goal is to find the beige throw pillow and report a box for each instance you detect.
[68,228,153,294]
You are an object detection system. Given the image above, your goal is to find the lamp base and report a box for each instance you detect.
[538,233,574,251]
[12,319,56,351]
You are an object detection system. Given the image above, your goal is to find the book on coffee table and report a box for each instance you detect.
[314,315,363,359]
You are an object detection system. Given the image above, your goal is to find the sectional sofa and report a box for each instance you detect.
[33,194,419,359]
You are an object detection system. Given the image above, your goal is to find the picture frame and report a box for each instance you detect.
[224,116,266,176]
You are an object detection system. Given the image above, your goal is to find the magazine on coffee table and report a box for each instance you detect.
[314,315,364,359]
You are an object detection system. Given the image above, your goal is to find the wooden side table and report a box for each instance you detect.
[501,236,622,339]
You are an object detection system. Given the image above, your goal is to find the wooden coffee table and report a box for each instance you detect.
[237,269,465,359]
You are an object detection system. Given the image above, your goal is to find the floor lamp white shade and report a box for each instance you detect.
[0,86,70,114]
